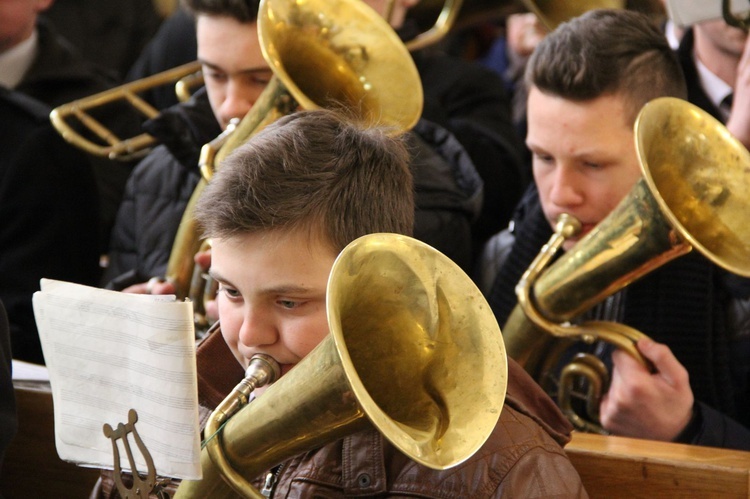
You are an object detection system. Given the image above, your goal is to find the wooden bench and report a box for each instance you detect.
[5,380,749,498]
[0,382,101,499]
[566,432,750,498]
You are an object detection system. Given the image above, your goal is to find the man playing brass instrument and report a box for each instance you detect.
[478,9,750,450]
[103,0,487,298]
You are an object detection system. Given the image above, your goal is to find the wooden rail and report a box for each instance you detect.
[4,381,750,498]
[0,382,101,499]
[566,432,750,498]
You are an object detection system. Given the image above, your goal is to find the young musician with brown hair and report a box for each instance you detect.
[478,9,750,450]
[193,108,586,497]
[94,108,586,497]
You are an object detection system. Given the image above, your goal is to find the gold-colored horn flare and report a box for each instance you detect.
[175,233,507,498]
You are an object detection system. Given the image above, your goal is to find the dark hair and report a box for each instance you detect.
[180,0,260,22]
[526,9,687,124]
[194,109,414,252]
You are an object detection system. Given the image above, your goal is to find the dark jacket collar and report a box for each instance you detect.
[142,87,222,169]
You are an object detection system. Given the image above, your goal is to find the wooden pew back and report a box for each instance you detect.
[566,432,750,498]
[0,382,101,498]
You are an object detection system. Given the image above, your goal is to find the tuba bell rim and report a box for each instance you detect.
[326,233,507,470]
[635,97,750,278]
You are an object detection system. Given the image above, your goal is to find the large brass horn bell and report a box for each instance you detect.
[214,0,424,161]
[175,234,507,498]
[503,97,750,432]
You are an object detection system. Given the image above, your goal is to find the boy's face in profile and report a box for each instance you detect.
[526,86,643,250]
[196,14,273,131]
[209,228,337,396]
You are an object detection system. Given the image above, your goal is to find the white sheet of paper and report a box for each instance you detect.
[32,279,201,479]
[11,359,50,381]
[666,0,750,27]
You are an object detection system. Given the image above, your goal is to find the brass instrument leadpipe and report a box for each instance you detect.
[204,352,281,497]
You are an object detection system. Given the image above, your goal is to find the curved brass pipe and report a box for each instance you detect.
[204,353,280,497]
[49,61,201,161]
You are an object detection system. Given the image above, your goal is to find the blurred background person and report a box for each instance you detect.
[0,88,100,364]
[39,0,163,82]
[674,7,750,148]
[1,0,144,259]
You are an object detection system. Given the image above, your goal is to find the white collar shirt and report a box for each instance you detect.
[0,30,38,89]
[694,54,733,122]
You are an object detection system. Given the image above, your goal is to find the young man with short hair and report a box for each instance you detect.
[479,9,750,450]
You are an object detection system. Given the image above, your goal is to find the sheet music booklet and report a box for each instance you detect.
[32,279,202,479]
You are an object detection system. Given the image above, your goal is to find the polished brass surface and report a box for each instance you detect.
[558,353,609,433]
[503,97,750,432]
[257,0,423,130]
[49,61,201,160]
[636,97,750,278]
[204,354,281,496]
[164,0,424,309]
[522,0,625,31]
[175,233,507,498]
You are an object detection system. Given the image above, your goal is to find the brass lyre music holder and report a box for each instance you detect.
[103,409,167,499]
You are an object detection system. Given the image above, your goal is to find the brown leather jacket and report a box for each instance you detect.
[95,331,588,498]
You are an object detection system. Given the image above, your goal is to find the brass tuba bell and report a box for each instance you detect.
[502,97,750,433]
[174,233,508,498]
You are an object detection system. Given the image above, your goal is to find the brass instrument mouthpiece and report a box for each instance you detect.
[231,354,281,405]
[243,354,281,392]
